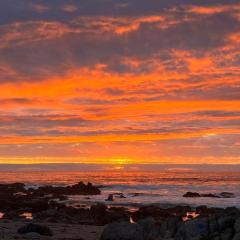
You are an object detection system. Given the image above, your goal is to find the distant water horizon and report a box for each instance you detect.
[0,163,240,172]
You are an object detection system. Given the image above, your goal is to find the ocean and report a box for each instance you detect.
[0,169,239,208]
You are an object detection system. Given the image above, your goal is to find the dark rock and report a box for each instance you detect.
[220,192,235,198]
[134,206,163,221]
[176,217,209,240]
[22,232,42,239]
[34,206,90,224]
[34,208,58,220]
[0,183,26,194]
[235,217,240,232]
[106,207,130,223]
[106,194,114,202]
[52,194,68,201]
[201,193,220,198]
[183,192,201,197]
[196,205,209,214]
[18,223,53,236]
[0,182,99,214]
[35,204,125,225]
[217,215,235,229]
[159,216,181,238]
[183,191,235,199]
[113,193,126,199]
[2,211,24,220]
[33,181,101,196]
[49,200,66,209]
[225,207,240,215]
[100,222,144,240]
[196,206,219,216]
[28,199,49,213]
[168,206,192,216]
[220,228,233,240]
[131,193,142,197]
[90,203,107,216]
[209,215,219,233]
[233,232,240,240]
[138,217,160,239]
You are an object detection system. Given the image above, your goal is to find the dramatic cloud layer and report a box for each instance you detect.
[0,0,239,164]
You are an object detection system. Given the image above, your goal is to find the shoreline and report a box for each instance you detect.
[0,182,239,239]
[0,206,239,240]
[0,220,104,240]
[0,170,239,210]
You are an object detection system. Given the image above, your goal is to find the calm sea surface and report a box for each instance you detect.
[0,170,239,208]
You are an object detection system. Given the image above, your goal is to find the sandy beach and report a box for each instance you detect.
[0,220,104,240]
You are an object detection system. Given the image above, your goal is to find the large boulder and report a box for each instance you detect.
[168,206,192,217]
[233,232,240,240]
[219,192,235,198]
[33,181,101,196]
[90,203,107,216]
[183,192,201,198]
[138,217,160,240]
[209,215,219,233]
[220,228,233,240]
[28,199,50,213]
[18,223,53,236]
[100,222,145,240]
[21,232,42,239]
[217,215,235,229]
[105,194,114,202]
[159,216,181,238]
[0,182,26,194]
[201,193,220,198]
[175,218,209,240]
[105,207,130,224]
[196,206,219,216]
[131,205,172,222]
[183,192,235,198]
[235,217,240,233]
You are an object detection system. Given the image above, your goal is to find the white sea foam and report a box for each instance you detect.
[0,170,239,208]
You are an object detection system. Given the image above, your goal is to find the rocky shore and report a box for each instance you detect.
[101,206,240,240]
[0,182,239,240]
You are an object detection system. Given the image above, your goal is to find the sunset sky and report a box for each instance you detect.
[0,0,240,165]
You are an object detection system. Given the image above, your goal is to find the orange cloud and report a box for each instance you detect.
[0,128,239,144]
[0,1,239,164]
[115,16,165,34]
[188,3,240,15]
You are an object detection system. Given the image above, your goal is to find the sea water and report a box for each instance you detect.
[0,170,239,208]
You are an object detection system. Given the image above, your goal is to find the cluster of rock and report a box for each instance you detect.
[0,182,101,220]
[33,181,101,196]
[0,182,239,240]
[34,203,130,225]
[101,207,240,240]
[105,193,126,201]
[18,223,53,236]
[0,182,131,225]
[183,192,235,198]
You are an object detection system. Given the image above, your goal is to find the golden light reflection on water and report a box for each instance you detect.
[114,166,125,170]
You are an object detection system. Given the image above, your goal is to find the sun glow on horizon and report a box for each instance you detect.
[0,156,239,165]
